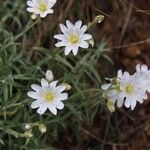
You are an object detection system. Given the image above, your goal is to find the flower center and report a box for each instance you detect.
[125,84,135,94]
[69,34,79,44]
[39,3,47,12]
[43,91,55,102]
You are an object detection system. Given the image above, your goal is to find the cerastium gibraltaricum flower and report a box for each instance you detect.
[27,70,70,115]
[54,20,92,56]
[27,0,57,18]
[101,64,150,111]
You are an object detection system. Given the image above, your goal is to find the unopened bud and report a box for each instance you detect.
[25,124,31,130]
[88,38,95,47]
[39,124,47,133]
[112,78,120,85]
[106,100,115,112]
[46,70,54,82]
[61,83,71,91]
[31,14,37,20]
[94,15,105,24]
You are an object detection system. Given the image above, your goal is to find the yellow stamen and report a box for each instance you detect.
[44,91,54,102]
[39,3,47,12]
[125,84,134,94]
[69,34,79,44]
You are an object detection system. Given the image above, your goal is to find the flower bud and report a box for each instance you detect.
[25,124,31,130]
[31,13,37,20]
[39,124,47,133]
[106,100,115,112]
[94,15,105,24]
[88,38,95,47]
[46,70,54,82]
[61,83,71,91]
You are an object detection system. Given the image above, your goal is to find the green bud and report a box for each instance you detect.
[106,100,115,112]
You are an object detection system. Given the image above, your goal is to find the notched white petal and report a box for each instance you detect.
[56,85,66,93]
[41,78,49,88]
[31,100,42,109]
[56,101,64,110]
[75,20,82,29]
[66,20,74,29]
[57,93,68,101]
[48,105,57,115]
[31,84,41,92]
[50,81,58,87]
[37,105,47,115]
[82,34,92,40]
[27,91,38,99]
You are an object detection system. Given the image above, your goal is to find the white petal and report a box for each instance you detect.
[57,93,68,101]
[31,84,41,92]
[75,20,82,29]
[48,105,57,115]
[55,41,66,47]
[55,85,66,93]
[123,71,130,80]
[64,45,72,55]
[131,100,136,110]
[37,105,47,115]
[141,65,148,72]
[79,41,89,49]
[59,23,68,34]
[117,70,123,78]
[50,81,58,87]
[72,46,79,56]
[56,101,64,110]
[46,9,53,14]
[27,1,33,7]
[48,0,56,8]
[136,64,141,72]
[80,25,87,34]
[32,0,38,5]
[144,93,148,100]
[125,99,130,108]
[117,99,124,107]
[81,34,92,40]
[54,34,66,40]
[40,12,47,18]
[27,7,35,13]
[66,20,74,29]
[27,91,39,99]
[101,84,111,90]
[31,100,42,109]
[41,78,49,88]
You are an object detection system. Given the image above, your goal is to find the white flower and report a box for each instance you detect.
[102,69,148,110]
[45,70,54,82]
[135,64,150,92]
[119,71,147,110]
[27,0,57,18]
[27,78,68,115]
[54,20,92,56]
